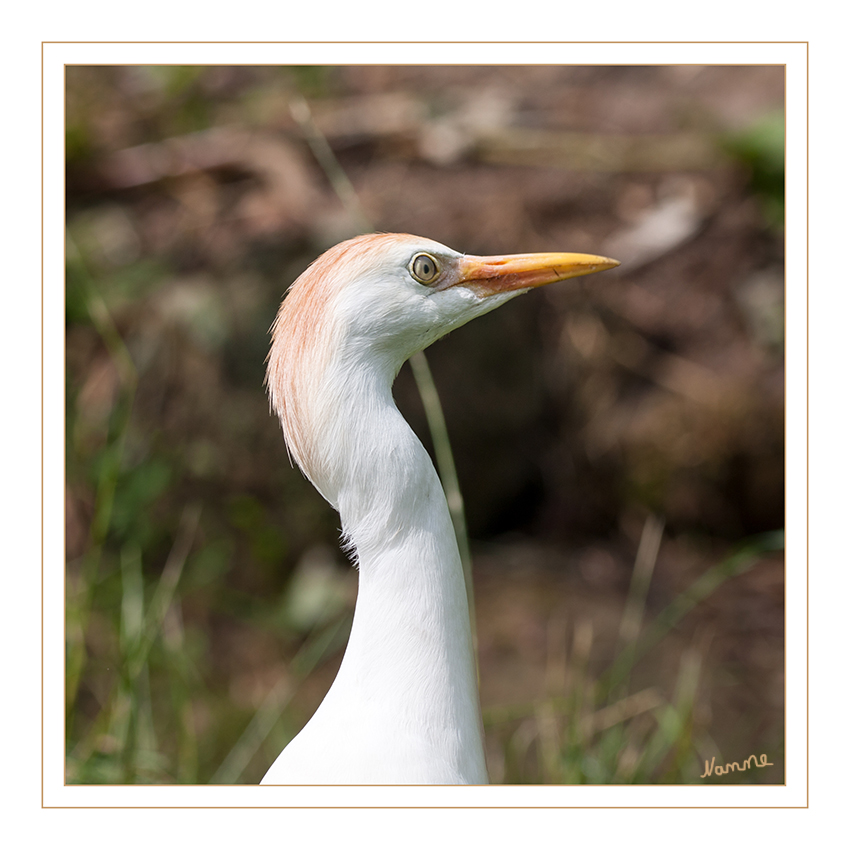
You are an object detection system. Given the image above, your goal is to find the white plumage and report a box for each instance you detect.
[262,233,618,784]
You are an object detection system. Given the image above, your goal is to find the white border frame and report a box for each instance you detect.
[44,41,807,809]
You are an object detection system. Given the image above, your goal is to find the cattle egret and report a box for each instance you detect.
[262,233,618,784]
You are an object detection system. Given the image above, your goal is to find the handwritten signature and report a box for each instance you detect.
[701,753,773,779]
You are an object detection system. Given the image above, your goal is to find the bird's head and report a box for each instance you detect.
[267,233,618,490]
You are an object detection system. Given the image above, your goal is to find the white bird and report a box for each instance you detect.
[262,233,618,784]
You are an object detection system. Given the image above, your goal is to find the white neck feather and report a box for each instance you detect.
[262,350,488,784]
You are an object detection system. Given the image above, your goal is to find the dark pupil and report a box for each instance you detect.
[415,256,435,279]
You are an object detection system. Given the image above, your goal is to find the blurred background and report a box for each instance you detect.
[65,64,785,785]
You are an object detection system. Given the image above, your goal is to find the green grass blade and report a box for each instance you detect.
[603,530,784,695]
[210,613,352,784]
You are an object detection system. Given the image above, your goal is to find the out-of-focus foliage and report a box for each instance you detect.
[723,109,785,228]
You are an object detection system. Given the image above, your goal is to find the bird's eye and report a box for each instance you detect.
[409,253,441,284]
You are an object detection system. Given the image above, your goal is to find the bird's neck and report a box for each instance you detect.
[292,354,488,782]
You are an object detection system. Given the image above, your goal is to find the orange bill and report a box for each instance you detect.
[449,252,619,297]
